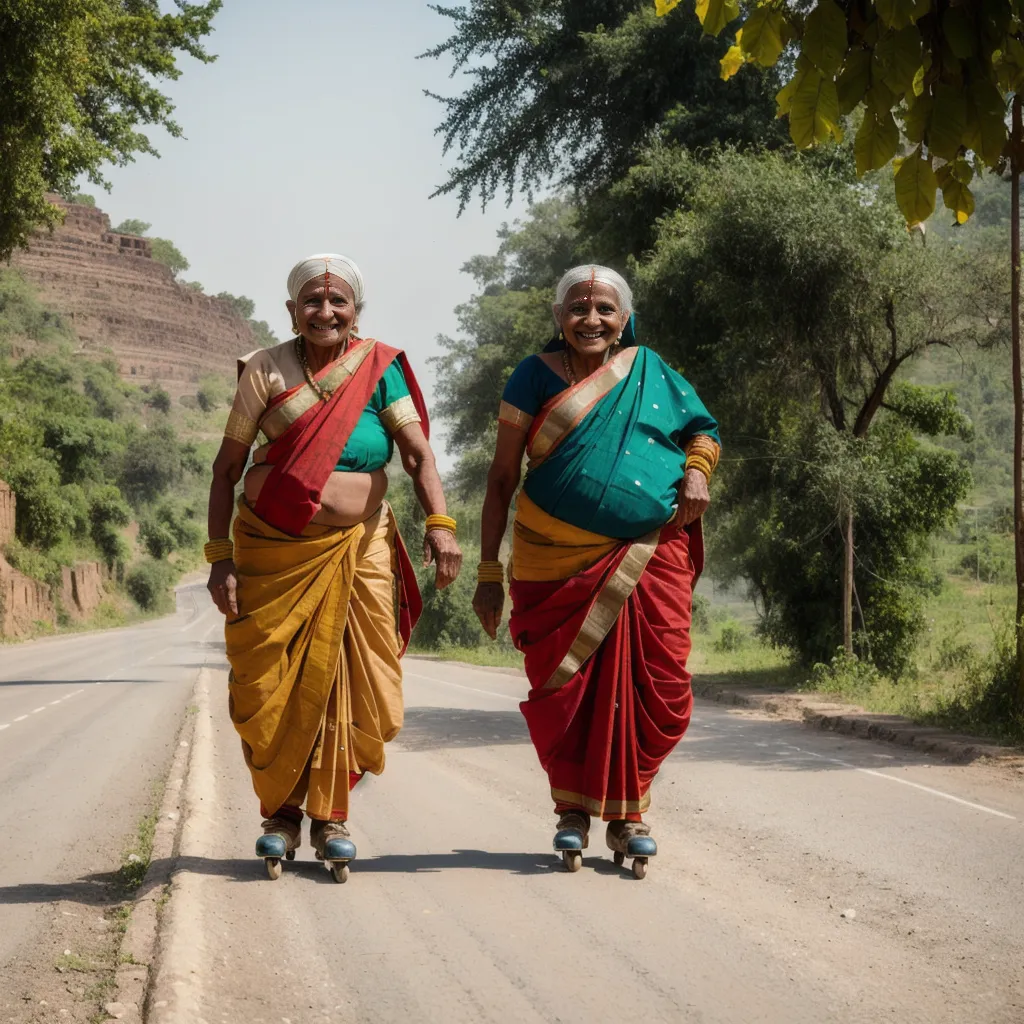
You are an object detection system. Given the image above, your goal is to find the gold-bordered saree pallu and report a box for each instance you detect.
[226,500,420,821]
[508,351,704,823]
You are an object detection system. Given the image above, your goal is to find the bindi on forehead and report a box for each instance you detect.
[565,281,620,307]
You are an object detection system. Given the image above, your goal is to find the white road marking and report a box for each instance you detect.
[13,715,27,722]
[49,699,63,705]
[31,707,45,714]
[776,742,1016,820]
[403,670,522,703]
[0,724,8,731]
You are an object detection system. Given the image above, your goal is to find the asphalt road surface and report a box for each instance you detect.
[151,653,1024,1024]
[0,582,223,975]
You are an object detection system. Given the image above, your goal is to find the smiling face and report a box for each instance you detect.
[286,275,359,348]
[558,281,629,358]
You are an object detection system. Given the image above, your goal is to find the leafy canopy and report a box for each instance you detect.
[0,0,221,260]
[656,0,1021,226]
[425,0,784,210]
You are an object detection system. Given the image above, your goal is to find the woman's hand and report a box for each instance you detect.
[207,560,239,616]
[675,468,710,527]
[423,529,462,590]
[472,582,505,640]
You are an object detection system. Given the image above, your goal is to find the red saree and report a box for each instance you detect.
[508,348,707,822]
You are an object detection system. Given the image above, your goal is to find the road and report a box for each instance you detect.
[0,581,223,989]
[152,656,1024,1024]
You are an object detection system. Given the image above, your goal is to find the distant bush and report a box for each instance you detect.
[139,501,201,560]
[145,387,172,414]
[691,593,710,632]
[125,559,177,612]
[713,621,747,654]
[807,649,881,698]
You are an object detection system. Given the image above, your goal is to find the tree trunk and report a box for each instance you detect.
[1012,95,1024,711]
[843,505,854,657]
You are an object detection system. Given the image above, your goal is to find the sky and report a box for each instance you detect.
[91,1,528,458]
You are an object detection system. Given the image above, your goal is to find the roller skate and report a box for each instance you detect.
[606,820,657,879]
[553,810,590,873]
[311,819,356,884]
[255,815,301,880]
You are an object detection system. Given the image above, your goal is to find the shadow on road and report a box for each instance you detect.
[397,706,529,751]
[0,870,122,905]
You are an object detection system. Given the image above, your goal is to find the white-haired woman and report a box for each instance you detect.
[472,266,720,878]
[205,255,461,881]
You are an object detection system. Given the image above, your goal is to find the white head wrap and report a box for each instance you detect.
[287,253,365,308]
[552,265,633,325]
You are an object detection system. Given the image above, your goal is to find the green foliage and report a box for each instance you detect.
[139,500,201,560]
[119,424,185,505]
[0,0,221,260]
[89,485,131,566]
[249,319,279,349]
[71,193,96,207]
[216,292,255,320]
[145,386,172,414]
[0,268,77,350]
[807,649,882,698]
[125,559,177,613]
[663,0,1024,225]
[149,237,189,277]
[691,592,711,631]
[112,219,151,237]
[426,0,784,210]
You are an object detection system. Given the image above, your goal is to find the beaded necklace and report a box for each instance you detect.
[295,335,350,402]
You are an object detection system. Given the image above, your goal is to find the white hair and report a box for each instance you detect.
[287,253,364,309]
[552,264,633,325]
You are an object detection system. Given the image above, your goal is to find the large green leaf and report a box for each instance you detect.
[942,6,977,59]
[837,47,871,113]
[928,82,967,161]
[875,0,929,30]
[964,78,1008,167]
[855,108,899,175]
[789,67,841,148]
[804,1,848,75]
[893,147,938,226]
[902,93,932,144]
[740,7,786,67]
[696,0,740,37]
[936,164,976,224]
[873,25,923,95]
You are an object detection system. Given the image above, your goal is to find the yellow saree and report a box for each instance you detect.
[226,500,405,821]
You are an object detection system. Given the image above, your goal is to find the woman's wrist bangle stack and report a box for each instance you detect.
[204,538,234,564]
[477,560,505,584]
[425,514,457,535]
[686,456,714,482]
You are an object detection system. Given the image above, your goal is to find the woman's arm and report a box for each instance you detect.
[393,422,462,590]
[473,423,527,639]
[207,438,250,616]
[675,434,720,527]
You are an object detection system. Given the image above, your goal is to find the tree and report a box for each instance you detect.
[149,238,189,277]
[113,219,152,237]
[654,0,1024,707]
[425,0,784,211]
[635,151,996,668]
[0,0,221,261]
[216,292,256,320]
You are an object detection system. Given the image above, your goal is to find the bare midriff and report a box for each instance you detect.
[243,465,389,527]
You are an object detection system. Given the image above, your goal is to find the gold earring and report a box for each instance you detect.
[292,320,300,335]
[559,330,565,341]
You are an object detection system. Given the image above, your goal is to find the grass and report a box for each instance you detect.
[409,643,524,670]
[56,953,95,973]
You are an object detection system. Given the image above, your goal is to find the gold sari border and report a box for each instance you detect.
[543,528,659,691]
[529,347,638,465]
[260,339,378,439]
[498,400,534,431]
[224,409,258,446]
[550,788,651,816]
[380,395,420,434]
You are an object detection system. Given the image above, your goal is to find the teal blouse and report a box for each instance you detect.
[336,360,415,472]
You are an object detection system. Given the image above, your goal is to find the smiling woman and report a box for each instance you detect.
[204,253,462,881]
[474,264,720,878]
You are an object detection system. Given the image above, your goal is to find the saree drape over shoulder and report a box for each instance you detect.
[505,345,719,821]
[224,338,425,821]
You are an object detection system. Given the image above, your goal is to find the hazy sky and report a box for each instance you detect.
[92,1,528,454]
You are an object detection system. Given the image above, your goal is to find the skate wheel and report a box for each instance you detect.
[330,862,350,884]
[285,849,296,861]
[632,858,648,880]
[613,851,625,867]
[562,851,582,873]
[265,857,282,880]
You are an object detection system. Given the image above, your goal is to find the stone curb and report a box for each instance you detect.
[104,670,201,1023]
[692,679,1024,766]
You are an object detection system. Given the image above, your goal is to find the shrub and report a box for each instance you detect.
[691,593,711,632]
[145,387,172,414]
[125,559,177,612]
[713,621,747,653]
[807,649,881,699]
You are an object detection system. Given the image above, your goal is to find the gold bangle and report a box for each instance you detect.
[425,513,457,535]
[685,457,713,482]
[204,539,234,564]
[477,560,505,583]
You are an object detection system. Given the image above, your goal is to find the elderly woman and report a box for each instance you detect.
[473,266,719,878]
[206,254,461,882]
